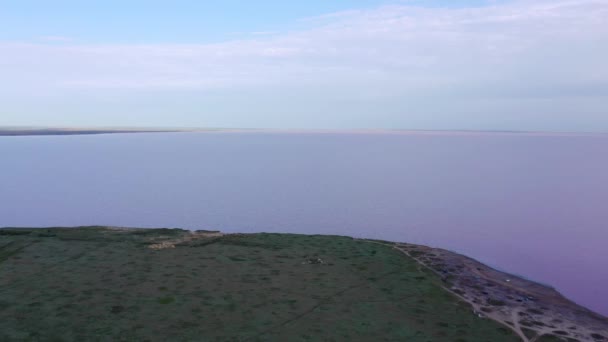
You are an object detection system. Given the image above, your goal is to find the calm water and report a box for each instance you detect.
[1,132,607,315]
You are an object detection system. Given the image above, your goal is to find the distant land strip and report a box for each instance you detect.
[1,127,607,137]
[0,128,192,136]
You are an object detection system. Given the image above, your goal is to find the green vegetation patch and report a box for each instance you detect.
[0,227,520,341]
[158,296,175,305]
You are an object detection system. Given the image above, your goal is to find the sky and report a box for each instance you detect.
[1,0,607,131]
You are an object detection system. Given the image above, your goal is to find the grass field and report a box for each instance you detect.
[0,227,520,341]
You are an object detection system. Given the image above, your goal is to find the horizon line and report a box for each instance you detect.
[1,126,607,137]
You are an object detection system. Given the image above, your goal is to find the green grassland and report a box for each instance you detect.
[0,227,520,341]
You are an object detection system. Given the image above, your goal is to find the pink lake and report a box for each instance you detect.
[1,132,607,315]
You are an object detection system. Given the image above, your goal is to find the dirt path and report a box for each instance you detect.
[390,243,530,341]
[361,240,608,342]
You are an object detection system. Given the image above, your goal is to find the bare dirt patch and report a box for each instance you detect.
[147,231,224,250]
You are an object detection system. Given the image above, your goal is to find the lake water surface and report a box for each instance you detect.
[1,132,607,315]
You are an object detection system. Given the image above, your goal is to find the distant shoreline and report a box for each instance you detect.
[0,128,189,136]
[1,127,606,137]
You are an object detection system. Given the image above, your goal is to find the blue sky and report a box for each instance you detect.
[1,0,607,131]
[0,0,492,43]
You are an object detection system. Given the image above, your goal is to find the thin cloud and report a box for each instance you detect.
[1,0,607,98]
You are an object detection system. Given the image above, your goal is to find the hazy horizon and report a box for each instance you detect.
[3,125,608,135]
[2,0,607,132]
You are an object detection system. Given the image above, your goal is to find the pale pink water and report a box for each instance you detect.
[1,132,607,315]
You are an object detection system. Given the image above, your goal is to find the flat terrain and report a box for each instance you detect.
[0,227,605,341]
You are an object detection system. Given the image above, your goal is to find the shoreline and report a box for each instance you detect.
[0,128,189,136]
[389,241,608,341]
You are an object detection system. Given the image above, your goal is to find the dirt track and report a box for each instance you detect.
[394,243,608,342]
